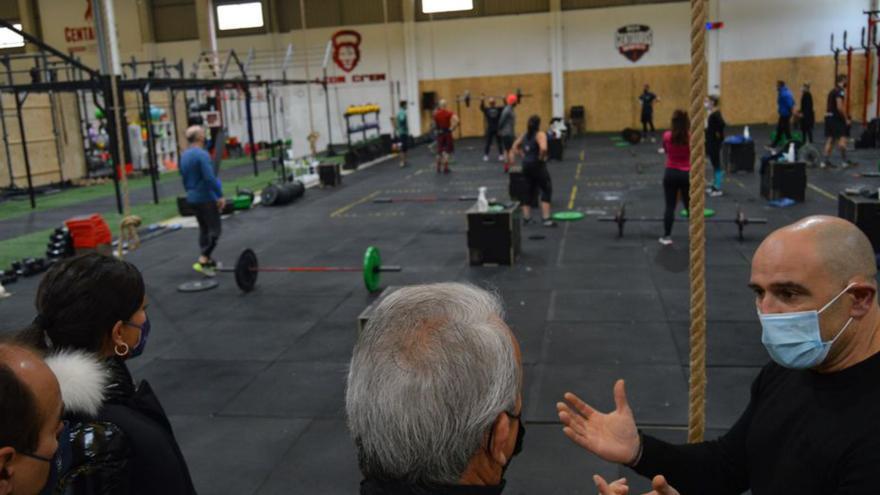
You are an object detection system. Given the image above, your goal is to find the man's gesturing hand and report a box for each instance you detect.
[557,379,641,464]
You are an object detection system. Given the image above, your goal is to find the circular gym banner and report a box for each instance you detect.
[615,24,653,63]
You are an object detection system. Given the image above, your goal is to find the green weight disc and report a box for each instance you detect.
[551,211,585,221]
[679,208,716,218]
[363,246,381,293]
[613,142,631,148]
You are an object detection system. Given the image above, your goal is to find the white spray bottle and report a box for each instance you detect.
[743,126,750,140]
[477,187,489,212]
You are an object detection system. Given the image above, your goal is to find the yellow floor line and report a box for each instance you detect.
[330,190,380,218]
[568,185,578,210]
[807,183,836,201]
[575,162,583,180]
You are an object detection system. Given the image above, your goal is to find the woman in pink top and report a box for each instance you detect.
[659,110,690,246]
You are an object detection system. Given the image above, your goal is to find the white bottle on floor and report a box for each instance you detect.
[743,126,750,140]
[476,187,489,212]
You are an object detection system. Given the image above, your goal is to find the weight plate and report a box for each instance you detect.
[679,208,716,218]
[177,279,220,293]
[551,211,585,221]
[235,249,259,292]
[363,246,381,293]
[261,184,279,206]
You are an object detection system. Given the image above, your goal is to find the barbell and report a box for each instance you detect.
[219,246,402,293]
[598,204,768,241]
[373,195,485,204]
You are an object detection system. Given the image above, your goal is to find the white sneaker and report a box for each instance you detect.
[709,189,724,197]
[658,147,665,154]
[483,155,489,162]
[658,236,673,246]
[498,154,505,161]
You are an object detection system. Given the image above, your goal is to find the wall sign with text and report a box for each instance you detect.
[615,24,653,63]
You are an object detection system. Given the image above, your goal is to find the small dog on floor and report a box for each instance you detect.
[116,215,142,258]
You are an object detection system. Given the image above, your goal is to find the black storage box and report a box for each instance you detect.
[344,150,358,170]
[722,141,756,173]
[467,203,521,266]
[548,137,564,161]
[319,162,342,187]
[761,160,806,202]
[176,196,195,216]
[508,171,534,206]
[839,193,880,252]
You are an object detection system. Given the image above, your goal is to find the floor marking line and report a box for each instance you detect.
[330,190,380,218]
[807,183,836,201]
[575,162,583,180]
[567,185,578,210]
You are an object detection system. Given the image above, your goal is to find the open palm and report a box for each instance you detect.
[557,379,641,464]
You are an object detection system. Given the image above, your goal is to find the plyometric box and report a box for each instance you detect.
[761,161,806,202]
[467,202,521,266]
[838,193,880,252]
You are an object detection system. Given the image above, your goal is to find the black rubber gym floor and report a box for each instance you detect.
[1,127,877,494]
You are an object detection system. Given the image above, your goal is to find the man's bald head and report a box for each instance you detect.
[760,216,876,285]
[0,344,59,436]
[185,125,205,145]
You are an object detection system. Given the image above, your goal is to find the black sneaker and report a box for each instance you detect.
[523,217,535,226]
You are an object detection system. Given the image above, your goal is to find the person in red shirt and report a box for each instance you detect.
[659,110,690,246]
[433,99,459,174]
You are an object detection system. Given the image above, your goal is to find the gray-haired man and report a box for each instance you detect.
[346,283,524,494]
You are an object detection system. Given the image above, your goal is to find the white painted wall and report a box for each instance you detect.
[719,0,868,62]
[414,13,551,79]
[562,2,690,70]
[25,0,877,145]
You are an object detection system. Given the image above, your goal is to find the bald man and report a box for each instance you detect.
[180,125,225,276]
[0,344,64,495]
[557,216,880,494]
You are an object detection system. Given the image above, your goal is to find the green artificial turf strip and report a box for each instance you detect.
[0,168,282,269]
[0,154,263,222]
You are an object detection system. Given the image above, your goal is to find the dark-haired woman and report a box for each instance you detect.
[659,110,690,246]
[19,253,196,495]
[513,115,556,227]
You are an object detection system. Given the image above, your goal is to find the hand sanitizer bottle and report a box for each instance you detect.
[477,187,489,212]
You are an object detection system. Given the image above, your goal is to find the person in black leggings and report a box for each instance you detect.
[659,110,691,246]
[513,115,556,227]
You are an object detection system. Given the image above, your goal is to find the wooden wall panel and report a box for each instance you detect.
[0,93,64,187]
[721,55,867,126]
[55,92,86,182]
[418,73,552,138]
[564,64,689,133]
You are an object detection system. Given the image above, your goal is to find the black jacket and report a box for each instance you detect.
[361,479,505,495]
[800,91,815,123]
[705,110,725,152]
[58,358,197,495]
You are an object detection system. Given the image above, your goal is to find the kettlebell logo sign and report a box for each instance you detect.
[615,24,653,63]
[332,30,362,73]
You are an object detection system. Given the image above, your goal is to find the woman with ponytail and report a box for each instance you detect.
[512,115,556,227]
[19,253,195,495]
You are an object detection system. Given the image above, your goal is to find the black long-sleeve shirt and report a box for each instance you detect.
[635,351,880,495]
[801,91,815,123]
[705,110,725,152]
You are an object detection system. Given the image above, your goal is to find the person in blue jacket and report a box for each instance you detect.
[180,125,225,276]
[771,80,795,148]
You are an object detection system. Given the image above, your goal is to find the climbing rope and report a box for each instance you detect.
[688,0,708,444]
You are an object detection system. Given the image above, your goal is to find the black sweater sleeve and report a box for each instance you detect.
[633,367,765,495]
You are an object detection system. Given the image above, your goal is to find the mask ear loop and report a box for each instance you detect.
[818,282,858,313]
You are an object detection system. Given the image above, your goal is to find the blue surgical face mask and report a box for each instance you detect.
[758,283,856,369]
[22,421,72,495]
[126,316,151,358]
